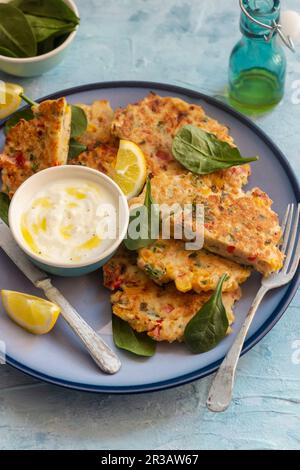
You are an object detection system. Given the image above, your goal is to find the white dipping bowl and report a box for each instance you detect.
[0,0,79,77]
[9,166,130,277]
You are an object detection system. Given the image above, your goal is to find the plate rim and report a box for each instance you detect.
[1,80,299,394]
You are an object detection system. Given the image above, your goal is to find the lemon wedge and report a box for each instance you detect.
[1,290,61,335]
[0,83,24,120]
[113,140,147,199]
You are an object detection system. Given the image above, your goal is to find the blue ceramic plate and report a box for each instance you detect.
[0,81,299,394]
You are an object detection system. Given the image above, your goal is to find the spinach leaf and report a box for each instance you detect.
[0,46,18,57]
[172,125,258,175]
[68,138,87,160]
[124,178,159,251]
[0,4,37,58]
[53,31,71,48]
[25,14,75,43]
[37,35,55,55]
[112,315,156,357]
[4,107,34,135]
[0,193,10,225]
[11,0,80,25]
[68,106,88,158]
[184,274,229,353]
[70,105,88,138]
[39,30,72,55]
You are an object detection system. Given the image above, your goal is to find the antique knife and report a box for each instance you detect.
[0,219,121,374]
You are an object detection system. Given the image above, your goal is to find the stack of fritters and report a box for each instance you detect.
[0,99,119,199]
[103,247,241,342]
[130,172,283,276]
[0,92,283,344]
[103,93,283,343]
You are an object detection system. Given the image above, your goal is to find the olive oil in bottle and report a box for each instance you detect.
[229,0,286,115]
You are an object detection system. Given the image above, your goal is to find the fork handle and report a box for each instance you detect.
[206,285,268,412]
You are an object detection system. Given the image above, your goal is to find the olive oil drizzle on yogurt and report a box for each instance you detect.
[21,179,117,264]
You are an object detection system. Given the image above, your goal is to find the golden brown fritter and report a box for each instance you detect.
[138,240,251,293]
[0,98,71,198]
[103,247,241,342]
[130,172,283,276]
[77,100,116,149]
[111,92,250,191]
[70,143,117,176]
[201,187,284,275]
[71,100,118,175]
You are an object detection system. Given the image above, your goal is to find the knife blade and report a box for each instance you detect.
[0,219,121,374]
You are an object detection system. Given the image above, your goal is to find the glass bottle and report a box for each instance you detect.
[228,0,286,115]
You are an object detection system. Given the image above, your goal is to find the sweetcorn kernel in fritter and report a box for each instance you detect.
[138,240,251,293]
[0,98,71,198]
[111,93,250,191]
[103,247,241,343]
[130,173,283,276]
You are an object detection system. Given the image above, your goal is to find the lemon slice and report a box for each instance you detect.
[1,290,61,335]
[113,140,147,199]
[0,83,24,120]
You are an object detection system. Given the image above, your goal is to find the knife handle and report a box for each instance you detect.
[36,280,121,375]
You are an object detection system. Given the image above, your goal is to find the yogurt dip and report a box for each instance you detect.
[21,178,118,264]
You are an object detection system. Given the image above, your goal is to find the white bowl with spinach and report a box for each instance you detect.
[0,0,79,77]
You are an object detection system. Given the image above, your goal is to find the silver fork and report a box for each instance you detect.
[207,203,300,412]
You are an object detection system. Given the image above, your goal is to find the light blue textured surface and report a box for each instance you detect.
[0,0,299,450]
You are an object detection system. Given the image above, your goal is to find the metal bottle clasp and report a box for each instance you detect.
[239,0,295,52]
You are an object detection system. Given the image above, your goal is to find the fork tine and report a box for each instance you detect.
[284,203,299,273]
[288,231,300,276]
[281,204,294,255]
[281,204,291,233]
[280,204,291,251]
